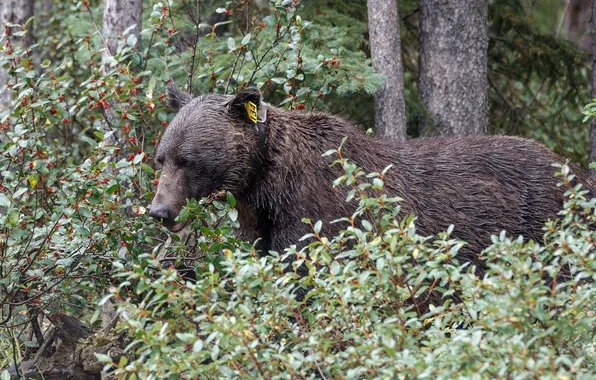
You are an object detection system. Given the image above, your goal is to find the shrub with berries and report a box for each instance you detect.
[1,0,594,379]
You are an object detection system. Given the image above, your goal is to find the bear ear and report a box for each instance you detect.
[227,88,262,124]
[166,81,192,112]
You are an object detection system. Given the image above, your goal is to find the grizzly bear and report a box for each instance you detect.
[150,83,594,278]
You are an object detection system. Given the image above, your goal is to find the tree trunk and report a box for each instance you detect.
[590,0,596,180]
[367,0,407,141]
[101,0,142,149]
[419,0,488,136]
[565,0,591,50]
[102,0,142,56]
[0,0,34,111]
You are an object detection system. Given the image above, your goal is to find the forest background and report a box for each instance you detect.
[0,0,594,378]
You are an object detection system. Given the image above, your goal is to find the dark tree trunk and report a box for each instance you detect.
[367,0,407,141]
[590,0,596,180]
[419,0,488,136]
[0,0,34,110]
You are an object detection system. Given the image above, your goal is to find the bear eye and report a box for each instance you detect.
[176,158,192,168]
[156,157,165,166]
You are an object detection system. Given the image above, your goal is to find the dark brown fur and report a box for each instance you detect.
[150,86,595,278]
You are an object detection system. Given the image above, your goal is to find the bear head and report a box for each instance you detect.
[149,82,265,231]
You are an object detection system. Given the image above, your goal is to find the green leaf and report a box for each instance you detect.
[241,33,251,46]
[95,353,113,363]
[133,154,144,165]
[176,333,195,342]
[330,261,340,275]
[147,76,156,99]
[376,258,385,271]
[126,34,138,47]
[314,220,322,234]
[141,163,154,174]
[228,37,235,50]
[118,356,128,367]
[226,192,236,208]
[211,345,220,361]
[1,370,10,380]
[361,220,372,231]
[98,294,113,306]
[229,209,238,222]
[0,194,10,207]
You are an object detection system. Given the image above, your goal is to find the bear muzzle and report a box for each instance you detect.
[149,197,188,233]
[149,168,190,232]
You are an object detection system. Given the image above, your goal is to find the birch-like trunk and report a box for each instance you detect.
[100,0,142,147]
[0,0,34,111]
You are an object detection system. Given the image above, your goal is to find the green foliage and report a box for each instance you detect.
[163,0,384,110]
[0,0,594,377]
[0,12,164,361]
[102,156,595,379]
[0,0,385,368]
[487,0,590,164]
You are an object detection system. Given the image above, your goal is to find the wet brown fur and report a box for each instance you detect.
[151,86,595,279]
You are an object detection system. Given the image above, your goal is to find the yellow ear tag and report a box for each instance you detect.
[245,101,258,124]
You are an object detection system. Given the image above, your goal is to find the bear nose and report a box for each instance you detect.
[149,205,171,220]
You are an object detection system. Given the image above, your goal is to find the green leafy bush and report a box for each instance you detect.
[0,0,385,370]
[0,0,594,378]
[101,153,595,379]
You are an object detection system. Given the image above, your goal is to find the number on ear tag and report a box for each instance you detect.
[245,101,258,124]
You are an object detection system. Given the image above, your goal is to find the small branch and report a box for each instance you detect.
[84,3,110,54]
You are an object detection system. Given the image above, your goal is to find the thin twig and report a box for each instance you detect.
[84,3,110,54]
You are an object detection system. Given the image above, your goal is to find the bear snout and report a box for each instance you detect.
[149,202,187,232]
[148,204,172,220]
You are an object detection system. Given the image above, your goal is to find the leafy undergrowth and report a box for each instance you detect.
[102,159,595,379]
